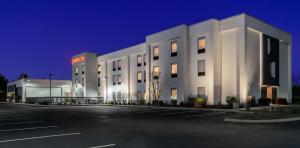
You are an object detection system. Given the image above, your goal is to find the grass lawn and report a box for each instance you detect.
[229,105,300,120]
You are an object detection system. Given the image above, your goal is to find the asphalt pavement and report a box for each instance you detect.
[0,103,300,148]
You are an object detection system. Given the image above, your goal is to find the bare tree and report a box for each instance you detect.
[150,71,161,104]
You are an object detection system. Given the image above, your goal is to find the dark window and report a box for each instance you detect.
[198,60,205,76]
[117,60,121,70]
[112,61,116,71]
[137,55,142,67]
[143,53,146,66]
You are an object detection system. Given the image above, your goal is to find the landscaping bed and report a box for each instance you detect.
[228,105,300,120]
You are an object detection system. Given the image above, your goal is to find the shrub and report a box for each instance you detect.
[272,98,288,105]
[292,97,300,104]
[179,101,185,107]
[152,100,158,105]
[158,100,164,106]
[258,98,271,106]
[246,96,256,107]
[188,96,207,108]
[226,96,240,107]
[171,100,177,106]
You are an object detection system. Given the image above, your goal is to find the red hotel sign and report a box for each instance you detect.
[72,55,85,64]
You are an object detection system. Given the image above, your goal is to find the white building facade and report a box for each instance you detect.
[72,14,292,105]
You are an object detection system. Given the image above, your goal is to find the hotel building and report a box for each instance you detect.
[71,13,292,105]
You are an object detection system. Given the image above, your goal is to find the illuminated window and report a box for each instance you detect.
[171,41,177,57]
[198,37,206,54]
[270,62,276,78]
[75,67,78,75]
[82,78,84,86]
[153,66,159,79]
[97,77,101,87]
[143,53,146,65]
[153,46,159,60]
[137,55,142,67]
[98,64,101,74]
[112,61,116,71]
[82,65,85,74]
[113,75,116,85]
[198,60,205,76]
[117,75,121,85]
[197,87,205,96]
[137,71,142,83]
[171,63,177,78]
[117,60,122,70]
[171,88,178,100]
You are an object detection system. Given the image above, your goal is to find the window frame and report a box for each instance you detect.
[97,64,101,74]
[153,46,159,60]
[198,60,205,76]
[113,75,116,85]
[137,71,142,83]
[171,88,178,100]
[117,59,122,70]
[137,55,142,67]
[153,66,159,79]
[171,63,178,78]
[117,75,122,85]
[171,41,178,57]
[197,37,206,54]
[112,61,116,71]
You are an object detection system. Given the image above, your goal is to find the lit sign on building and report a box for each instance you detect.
[72,56,85,64]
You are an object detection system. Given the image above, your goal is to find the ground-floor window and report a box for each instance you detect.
[171,88,178,100]
[197,87,205,96]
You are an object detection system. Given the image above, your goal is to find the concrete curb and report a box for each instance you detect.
[224,117,300,123]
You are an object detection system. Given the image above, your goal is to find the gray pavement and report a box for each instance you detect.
[0,103,300,148]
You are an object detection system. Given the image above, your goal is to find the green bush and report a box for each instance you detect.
[188,96,207,108]
[226,96,240,107]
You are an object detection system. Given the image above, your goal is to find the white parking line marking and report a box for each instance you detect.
[0,133,81,143]
[0,121,43,126]
[0,117,30,121]
[0,126,59,132]
[137,109,174,114]
[89,144,116,148]
[158,110,200,116]
[185,112,227,118]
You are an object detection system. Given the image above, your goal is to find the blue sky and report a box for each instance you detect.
[0,0,299,81]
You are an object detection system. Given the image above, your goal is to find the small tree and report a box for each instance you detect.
[150,71,161,105]
[0,73,8,102]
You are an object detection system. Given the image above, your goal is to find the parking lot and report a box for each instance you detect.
[0,103,300,148]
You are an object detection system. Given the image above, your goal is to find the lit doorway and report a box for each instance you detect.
[261,86,277,99]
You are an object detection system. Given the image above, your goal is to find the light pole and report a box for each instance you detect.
[49,74,53,99]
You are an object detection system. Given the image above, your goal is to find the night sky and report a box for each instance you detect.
[0,0,299,81]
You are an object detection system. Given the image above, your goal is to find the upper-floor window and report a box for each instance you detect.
[97,77,101,87]
[82,65,85,74]
[137,71,142,83]
[153,66,159,79]
[98,64,101,74]
[113,75,116,85]
[143,53,146,66]
[267,38,271,55]
[117,75,122,85]
[171,63,178,78]
[137,55,142,67]
[198,60,205,76]
[112,61,116,71]
[171,41,178,57]
[153,46,159,60]
[117,59,122,70]
[171,88,178,100]
[198,37,206,54]
[144,70,146,82]
[197,87,205,96]
[75,67,79,75]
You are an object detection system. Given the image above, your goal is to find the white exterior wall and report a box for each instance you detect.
[72,13,292,105]
[146,25,188,104]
